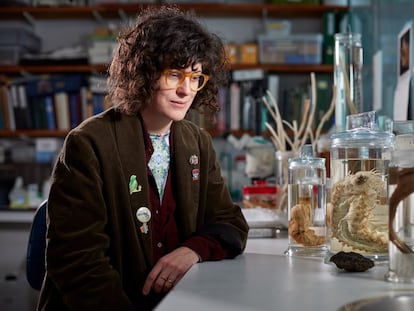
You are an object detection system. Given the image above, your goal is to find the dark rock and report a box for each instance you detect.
[330,251,375,272]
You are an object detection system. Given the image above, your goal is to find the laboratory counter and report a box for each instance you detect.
[156,237,414,311]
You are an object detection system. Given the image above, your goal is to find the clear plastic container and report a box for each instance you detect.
[328,111,394,261]
[242,180,278,210]
[285,144,327,257]
[258,33,323,64]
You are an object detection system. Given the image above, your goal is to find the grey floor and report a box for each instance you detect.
[1,223,39,311]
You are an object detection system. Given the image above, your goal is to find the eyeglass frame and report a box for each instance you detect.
[162,69,210,92]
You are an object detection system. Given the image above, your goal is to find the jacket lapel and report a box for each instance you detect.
[113,112,153,262]
[173,122,200,235]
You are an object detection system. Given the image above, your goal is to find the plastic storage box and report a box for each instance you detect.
[0,27,41,52]
[242,181,279,210]
[258,33,323,65]
[0,27,42,65]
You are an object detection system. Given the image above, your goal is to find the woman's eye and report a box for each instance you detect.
[169,72,182,79]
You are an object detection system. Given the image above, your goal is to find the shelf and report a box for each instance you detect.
[0,64,333,75]
[0,129,68,138]
[0,64,109,74]
[0,3,342,75]
[0,4,349,20]
[0,128,266,138]
[0,209,36,224]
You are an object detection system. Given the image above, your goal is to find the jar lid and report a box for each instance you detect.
[331,111,395,148]
[288,144,326,169]
[331,127,395,148]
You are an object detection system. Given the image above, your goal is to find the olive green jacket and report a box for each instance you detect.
[38,108,249,311]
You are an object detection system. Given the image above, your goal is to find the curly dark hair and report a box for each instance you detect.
[107,5,230,116]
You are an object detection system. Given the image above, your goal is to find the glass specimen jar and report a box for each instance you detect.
[334,32,363,132]
[385,120,414,283]
[285,144,327,257]
[328,111,394,261]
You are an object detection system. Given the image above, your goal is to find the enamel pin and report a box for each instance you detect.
[192,169,200,181]
[189,154,199,165]
[136,207,151,234]
[129,175,142,194]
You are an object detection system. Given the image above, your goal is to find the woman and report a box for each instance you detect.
[37,5,249,311]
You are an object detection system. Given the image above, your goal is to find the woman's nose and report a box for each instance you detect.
[176,77,192,93]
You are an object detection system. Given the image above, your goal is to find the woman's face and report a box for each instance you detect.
[141,63,203,134]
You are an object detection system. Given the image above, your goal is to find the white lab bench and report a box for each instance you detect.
[156,237,414,311]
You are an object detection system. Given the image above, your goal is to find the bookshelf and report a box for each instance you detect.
[0,3,349,20]
[0,3,349,138]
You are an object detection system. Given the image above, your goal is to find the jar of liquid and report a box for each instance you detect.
[285,144,327,257]
[328,111,394,261]
[385,120,414,283]
[334,32,363,132]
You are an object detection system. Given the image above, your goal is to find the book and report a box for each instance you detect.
[5,86,16,130]
[216,87,228,132]
[10,84,32,129]
[0,78,12,130]
[230,82,241,131]
[322,11,336,65]
[92,93,105,115]
[69,92,81,129]
[80,86,92,121]
[54,92,70,130]
[267,74,279,105]
[44,95,56,130]
[30,96,48,129]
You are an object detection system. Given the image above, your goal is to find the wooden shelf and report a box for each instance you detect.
[0,63,333,75]
[0,129,68,138]
[0,128,265,138]
[0,4,341,75]
[0,64,108,74]
[0,4,349,20]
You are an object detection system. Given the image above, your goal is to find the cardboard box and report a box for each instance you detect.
[225,43,238,64]
[240,43,258,65]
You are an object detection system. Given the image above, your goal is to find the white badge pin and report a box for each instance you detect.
[136,207,151,234]
[189,154,199,165]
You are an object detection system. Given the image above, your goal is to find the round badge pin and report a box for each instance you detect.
[189,154,199,165]
[136,207,151,223]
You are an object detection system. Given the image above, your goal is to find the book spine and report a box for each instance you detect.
[323,11,336,65]
[44,96,56,130]
[54,92,70,131]
[230,82,241,131]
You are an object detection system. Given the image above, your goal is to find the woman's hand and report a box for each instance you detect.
[142,246,199,295]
